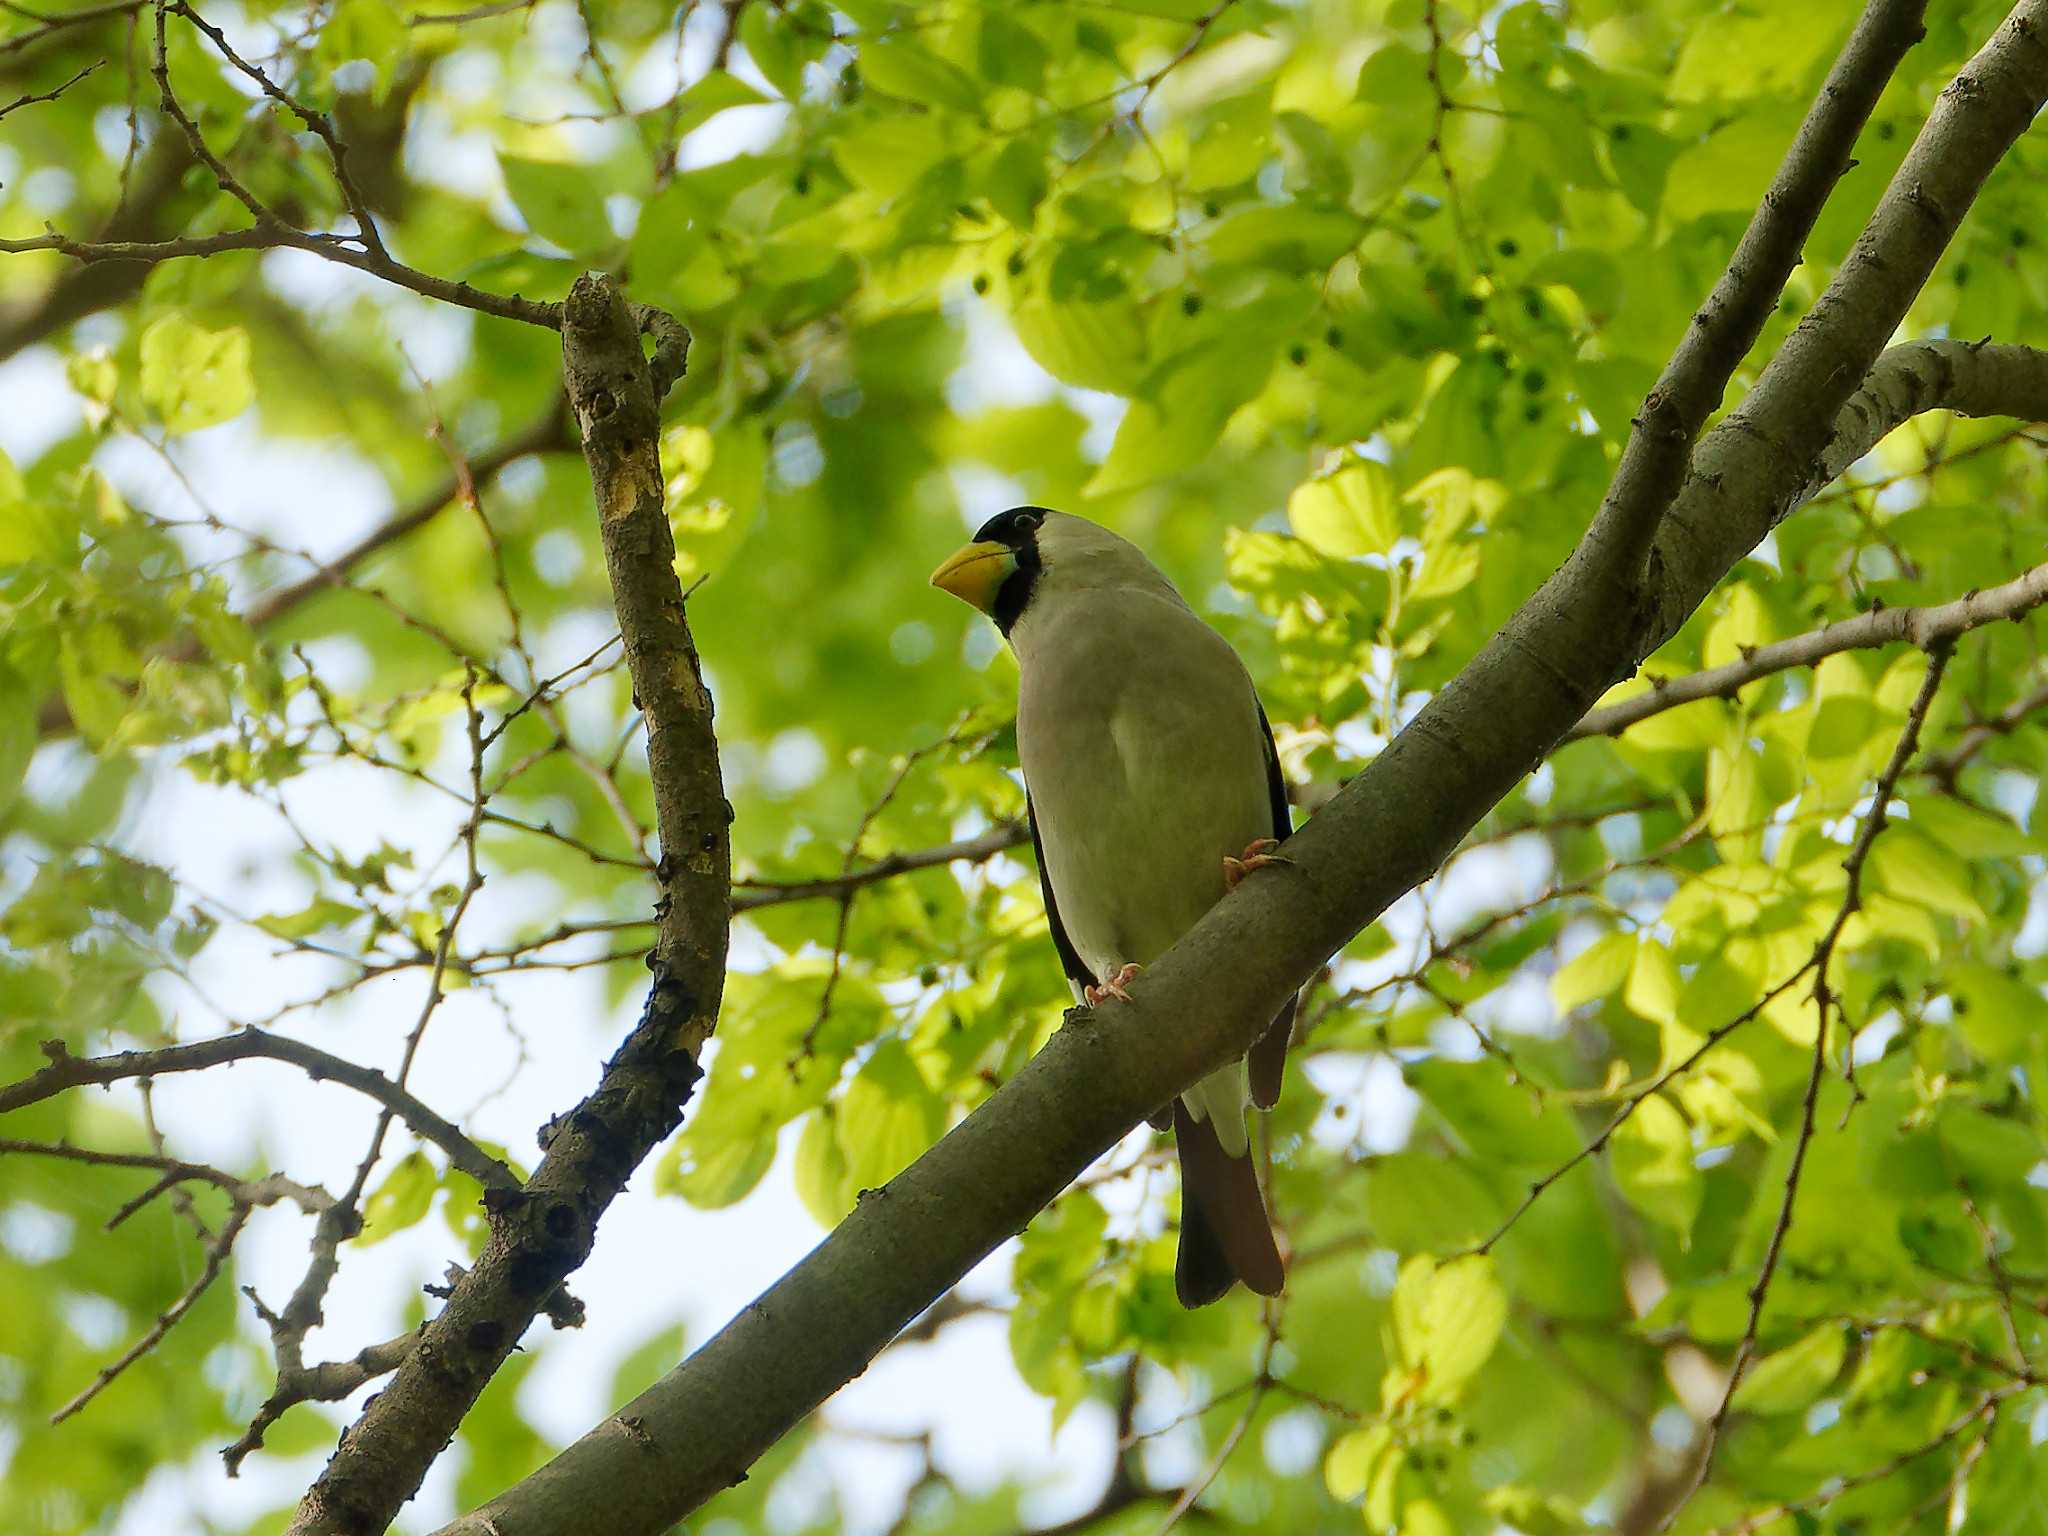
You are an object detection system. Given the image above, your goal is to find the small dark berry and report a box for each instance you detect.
[1288,343,1308,366]
[794,173,811,196]
[1325,326,1344,348]
[1523,292,1543,319]
[1006,252,1025,276]
[1611,123,1632,141]
[1203,199,1220,218]
[1182,293,1203,316]
[1496,237,1518,257]
[1459,293,1484,315]
[1524,402,1543,422]
[2012,228,2029,248]
[1522,368,1546,393]
[972,273,989,295]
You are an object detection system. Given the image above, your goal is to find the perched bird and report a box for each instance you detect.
[931,508,1295,1307]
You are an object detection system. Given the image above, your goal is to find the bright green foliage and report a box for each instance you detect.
[6,0,2048,1533]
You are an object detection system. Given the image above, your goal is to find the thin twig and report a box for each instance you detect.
[1665,643,1952,1526]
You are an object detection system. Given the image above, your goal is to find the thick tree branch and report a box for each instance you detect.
[0,1032,517,1190]
[1569,556,2048,741]
[1812,338,2048,490]
[284,275,728,1536]
[430,8,2048,1533]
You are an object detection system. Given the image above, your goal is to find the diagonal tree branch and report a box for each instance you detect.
[283,275,729,1536]
[434,6,2048,1534]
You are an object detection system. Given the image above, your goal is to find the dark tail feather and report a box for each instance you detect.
[1248,994,1296,1110]
[1172,1100,1284,1306]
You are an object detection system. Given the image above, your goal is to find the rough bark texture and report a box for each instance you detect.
[284,273,728,1536]
[438,8,2048,1536]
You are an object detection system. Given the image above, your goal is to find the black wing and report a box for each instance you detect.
[1248,700,1295,1110]
[1027,793,1095,994]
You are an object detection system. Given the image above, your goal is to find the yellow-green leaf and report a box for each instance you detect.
[1392,1252,1506,1403]
[1730,1324,1847,1415]
[1289,456,1399,558]
[139,315,254,434]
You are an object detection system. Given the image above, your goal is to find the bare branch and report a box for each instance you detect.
[0,1033,518,1191]
[1569,557,2048,741]
[0,1139,337,1423]
[0,55,98,118]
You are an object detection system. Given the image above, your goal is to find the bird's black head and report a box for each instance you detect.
[971,507,1047,633]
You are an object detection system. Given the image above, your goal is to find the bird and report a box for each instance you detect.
[931,507,1294,1307]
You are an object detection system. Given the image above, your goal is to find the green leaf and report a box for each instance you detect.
[1870,827,1984,923]
[793,1107,853,1226]
[1552,931,1635,1014]
[499,155,615,256]
[1288,456,1398,558]
[57,635,130,747]
[139,315,254,434]
[1937,1106,2041,1188]
[655,1126,777,1208]
[1011,295,1147,393]
[1729,1324,1847,1415]
[1610,1093,1702,1240]
[668,70,770,140]
[1085,339,1272,496]
[254,898,360,941]
[1325,1423,1394,1502]
[838,1040,945,1193]
[1407,1057,1582,1166]
[356,1151,436,1245]
[987,138,1049,229]
[857,38,981,115]
[1391,1253,1507,1404]
[1909,794,2040,859]
[1948,965,2040,1064]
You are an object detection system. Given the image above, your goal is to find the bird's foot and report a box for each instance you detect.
[1224,838,1292,889]
[1084,962,1143,1006]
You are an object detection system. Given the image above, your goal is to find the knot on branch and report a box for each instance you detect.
[561,272,692,431]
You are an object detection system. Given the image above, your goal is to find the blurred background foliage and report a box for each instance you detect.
[5,0,2048,1532]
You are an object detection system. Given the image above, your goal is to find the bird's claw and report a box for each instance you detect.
[1084,962,1143,1006]
[1224,838,1292,889]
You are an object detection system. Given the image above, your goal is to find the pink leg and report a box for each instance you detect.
[1084,962,1143,1006]
[1224,837,1292,889]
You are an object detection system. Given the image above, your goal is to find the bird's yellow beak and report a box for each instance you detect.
[929,540,1015,614]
